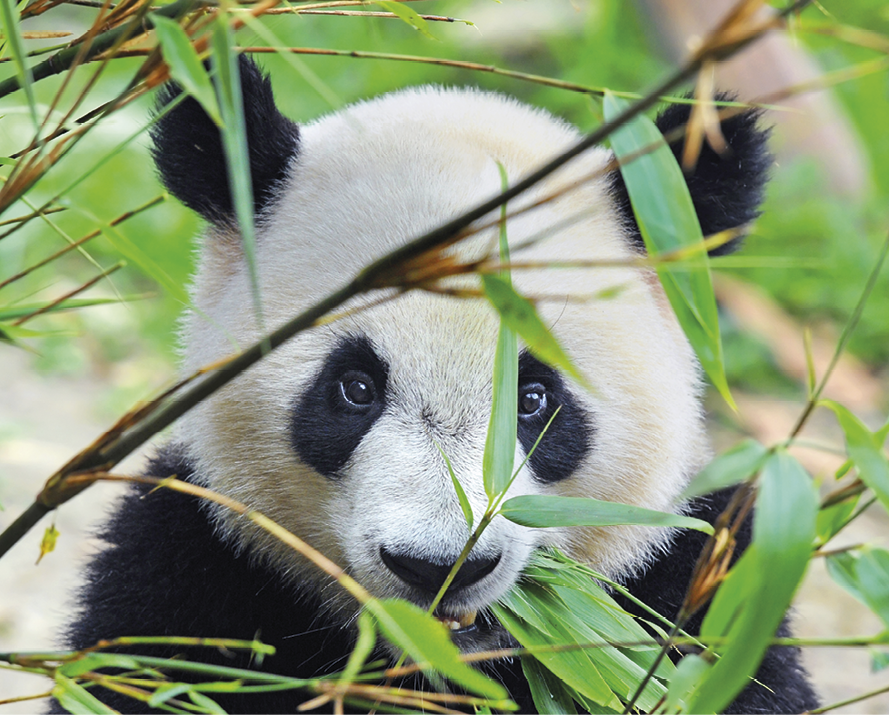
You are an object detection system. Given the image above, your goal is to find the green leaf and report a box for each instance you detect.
[153,16,221,126]
[377,1,437,40]
[483,302,517,499]
[680,438,768,500]
[498,552,672,712]
[58,653,142,678]
[0,295,148,322]
[663,654,710,714]
[365,598,511,703]
[52,675,117,714]
[603,92,732,408]
[494,591,620,710]
[825,551,867,604]
[822,400,889,513]
[855,548,889,629]
[871,647,889,673]
[149,683,193,708]
[338,610,377,686]
[692,450,817,713]
[521,657,578,714]
[0,0,39,131]
[211,25,263,326]
[499,494,714,533]
[481,274,590,391]
[436,442,473,531]
[187,690,226,714]
[816,494,860,544]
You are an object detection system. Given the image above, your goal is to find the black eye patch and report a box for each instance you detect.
[517,351,593,483]
[290,336,389,478]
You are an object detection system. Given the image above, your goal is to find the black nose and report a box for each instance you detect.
[379,547,501,595]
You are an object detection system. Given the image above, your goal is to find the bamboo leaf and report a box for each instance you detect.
[0,295,149,322]
[816,494,860,544]
[365,598,511,702]
[436,442,473,532]
[499,494,714,533]
[338,610,377,686]
[663,654,710,714]
[0,0,39,131]
[377,1,437,40]
[52,675,117,714]
[692,450,817,713]
[680,438,768,500]
[603,92,732,407]
[153,16,221,126]
[822,400,889,513]
[187,690,226,714]
[825,551,866,604]
[211,25,263,326]
[482,197,517,498]
[521,658,578,714]
[855,548,889,629]
[482,274,589,390]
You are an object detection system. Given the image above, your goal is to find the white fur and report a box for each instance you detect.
[176,87,708,619]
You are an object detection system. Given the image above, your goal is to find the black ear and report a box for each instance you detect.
[150,55,300,224]
[610,95,771,256]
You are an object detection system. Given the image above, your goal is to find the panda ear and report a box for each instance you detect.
[611,94,771,256]
[150,54,300,225]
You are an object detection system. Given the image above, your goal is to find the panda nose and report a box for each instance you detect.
[379,547,501,595]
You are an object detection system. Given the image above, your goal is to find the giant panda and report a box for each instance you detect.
[53,56,818,714]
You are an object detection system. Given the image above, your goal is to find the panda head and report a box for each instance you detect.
[152,57,769,648]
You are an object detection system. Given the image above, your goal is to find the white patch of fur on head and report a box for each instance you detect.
[176,86,709,618]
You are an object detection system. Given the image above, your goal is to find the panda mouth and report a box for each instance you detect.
[435,610,478,634]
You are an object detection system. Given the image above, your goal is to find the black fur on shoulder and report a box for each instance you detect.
[610,94,772,256]
[50,444,817,714]
[150,54,300,225]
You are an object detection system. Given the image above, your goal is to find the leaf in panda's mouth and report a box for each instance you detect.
[436,610,478,632]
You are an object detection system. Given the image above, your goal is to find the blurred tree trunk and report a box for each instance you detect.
[634,0,870,197]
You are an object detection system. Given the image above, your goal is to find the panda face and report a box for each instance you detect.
[150,60,767,649]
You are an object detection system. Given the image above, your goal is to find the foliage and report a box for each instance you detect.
[1,1,889,714]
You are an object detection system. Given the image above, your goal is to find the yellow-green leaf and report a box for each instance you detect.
[377,1,437,40]
[37,523,59,564]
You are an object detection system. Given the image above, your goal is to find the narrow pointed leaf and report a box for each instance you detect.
[482,274,589,390]
[153,16,221,126]
[499,494,713,533]
[680,438,768,500]
[377,1,437,40]
[0,0,39,130]
[603,92,732,407]
[855,548,889,629]
[822,400,889,513]
[366,598,510,702]
[211,24,263,325]
[52,675,117,714]
[436,443,473,531]
[692,450,817,713]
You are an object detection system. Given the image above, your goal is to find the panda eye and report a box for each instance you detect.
[518,383,547,418]
[340,373,376,408]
